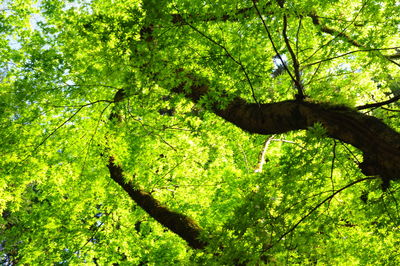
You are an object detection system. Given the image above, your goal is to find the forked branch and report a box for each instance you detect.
[252,0,299,98]
[282,14,305,99]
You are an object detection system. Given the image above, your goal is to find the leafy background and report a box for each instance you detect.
[1,0,399,264]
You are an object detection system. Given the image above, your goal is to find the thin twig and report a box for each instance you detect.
[309,14,400,65]
[127,111,177,152]
[271,138,306,150]
[52,99,113,108]
[387,188,400,218]
[282,14,304,98]
[302,2,367,64]
[276,190,336,219]
[252,0,298,90]
[63,84,120,90]
[295,17,302,58]
[304,61,323,86]
[153,182,226,190]
[309,14,362,48]
[181,17,260,106]
[151,159,187,191]
[306,69,357,86]
[339,141,361,164]
[304,47,400,68]
[6,99,113,175]
[27,106,85,157]
[67,211,113,262]
[309,14,373,24]
[357,94,400,110]
[79,102,113,177]
[330,140,337,192]
[276,176,377,243]
[254,135,275,173]
[381,107,400,113]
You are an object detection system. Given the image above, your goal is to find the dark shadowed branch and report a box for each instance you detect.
[357,94,400,110]
[105,89,207,249]
[172,72,400,183]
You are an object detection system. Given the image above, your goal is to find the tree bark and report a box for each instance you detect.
[103,4,400,251]
[106,90,206,250]
[173,77,400,185]
[107,157,206,249]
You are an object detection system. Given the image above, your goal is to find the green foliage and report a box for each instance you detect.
[1,0,399,264]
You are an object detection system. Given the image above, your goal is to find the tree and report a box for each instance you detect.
[1,0,399,264]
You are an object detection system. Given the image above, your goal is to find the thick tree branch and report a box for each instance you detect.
[173,75,400,184]
[111,4,400,250]
[107,157,206,249]
[105,89,206,250]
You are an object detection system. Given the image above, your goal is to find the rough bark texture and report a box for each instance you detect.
[103,5,400,251]
[107,157,206,249]
[106,90,206,250]
[105,53,400,254]
[174,79,400,184]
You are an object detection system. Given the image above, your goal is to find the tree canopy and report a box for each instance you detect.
[1,0,400,264]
